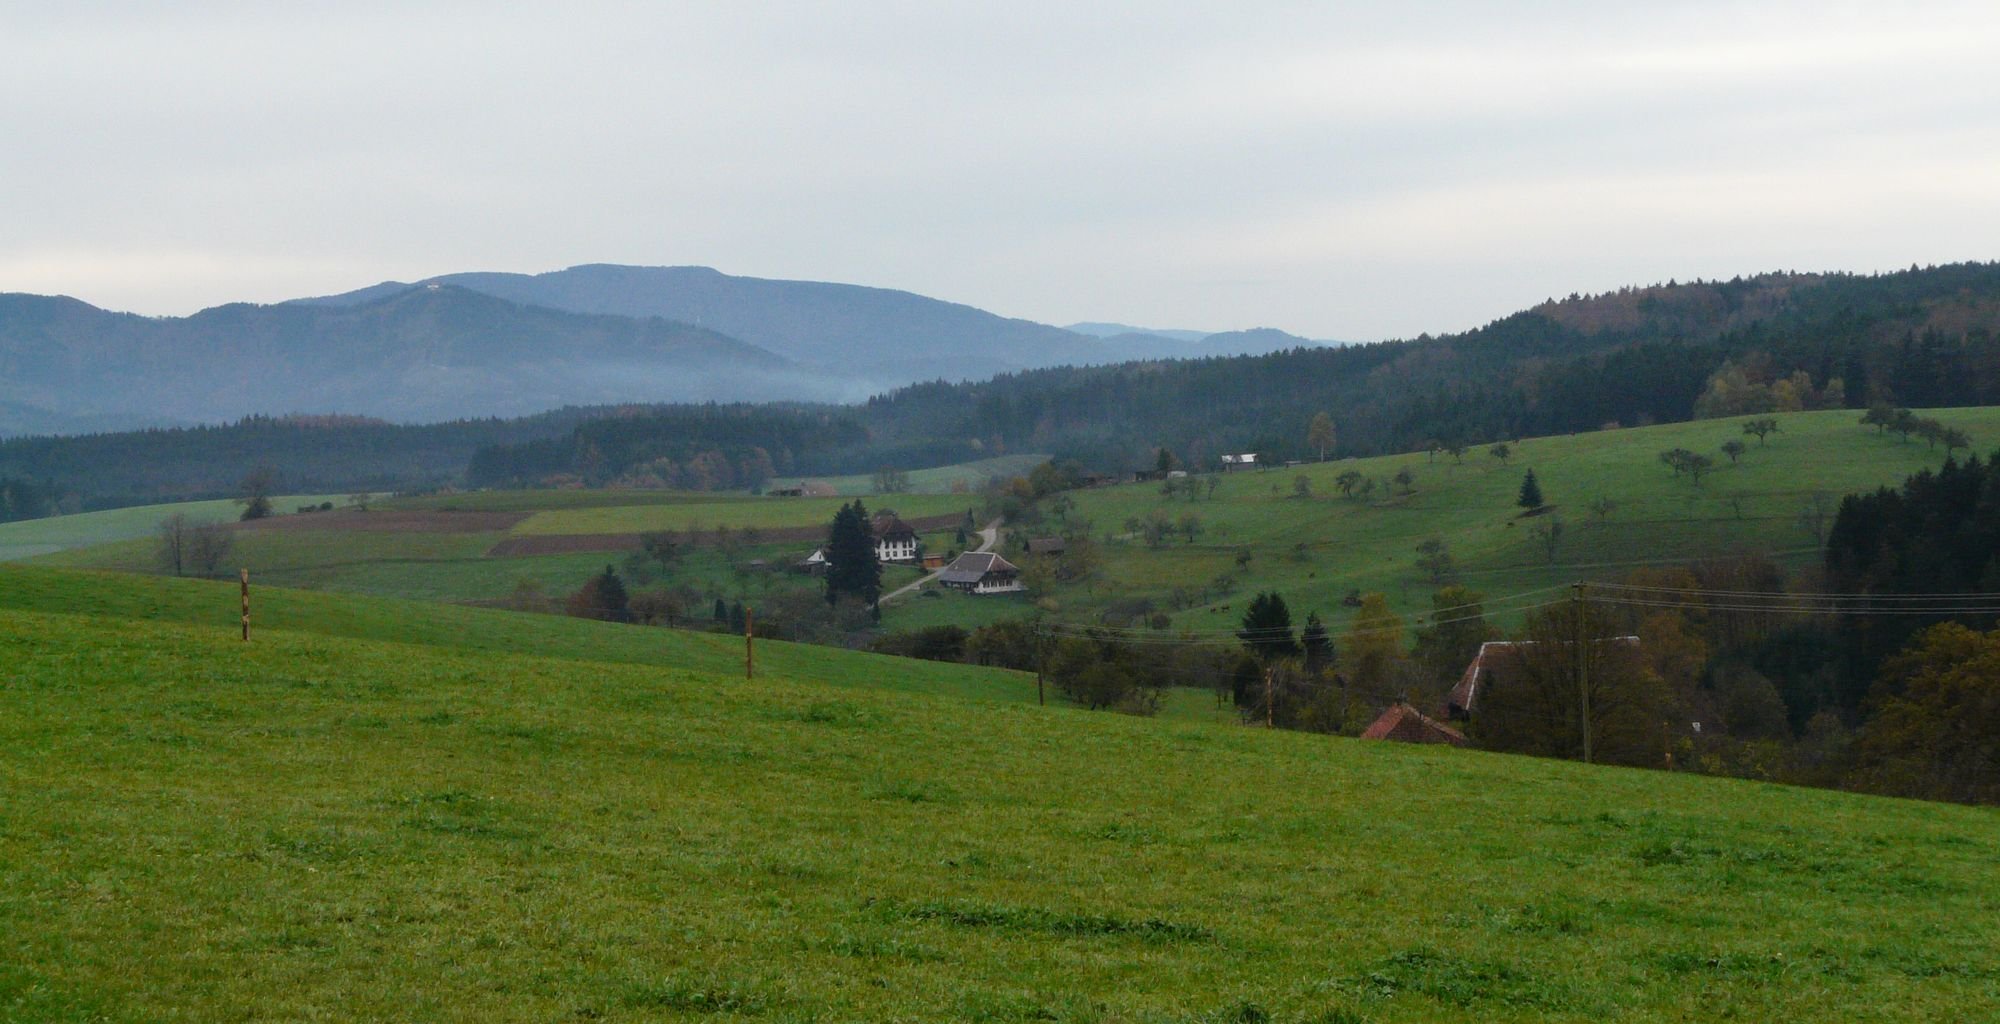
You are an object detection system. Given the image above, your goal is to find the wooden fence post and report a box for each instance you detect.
[745,606,755,681]
[239,569,250,641]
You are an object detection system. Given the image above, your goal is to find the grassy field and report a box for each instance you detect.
[811,453,1052,495]
[1046,407,2000,633]
[0,564,1030,705]
[4,591,1998,1020]
[0,493,354,562]
[23,409,1999,644]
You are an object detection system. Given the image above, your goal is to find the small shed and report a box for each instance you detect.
[1221,453,1259,471]
[794,548,828,575]
[1025,537,1068,557]
[772,480,838,497]
[1360,702,1469,746]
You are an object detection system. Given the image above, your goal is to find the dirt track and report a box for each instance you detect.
[485,513,963,558]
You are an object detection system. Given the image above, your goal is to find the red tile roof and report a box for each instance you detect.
[1360,702,1468,746]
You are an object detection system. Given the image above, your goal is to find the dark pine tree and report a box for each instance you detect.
[1517,469,1545,510]
[824,500,882,606]
[1301,612,1335,674]
[1237,591,1302,663]
[568,565,632,623]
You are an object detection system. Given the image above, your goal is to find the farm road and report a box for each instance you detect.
[881,520,999,604]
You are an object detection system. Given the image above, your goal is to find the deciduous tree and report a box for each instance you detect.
[1307,412,1336,461]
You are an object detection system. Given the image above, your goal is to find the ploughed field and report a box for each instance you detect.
[2,568,1996,1021]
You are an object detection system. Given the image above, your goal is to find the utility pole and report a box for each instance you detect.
[1265,667,1275,728]
[239,569,251,642]
[744,606,755,681]
[1574,581,1591,764]
[1035,623,1045,706]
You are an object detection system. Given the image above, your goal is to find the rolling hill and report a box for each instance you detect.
[1031,407,2000,634]
[2,566,1996,1020]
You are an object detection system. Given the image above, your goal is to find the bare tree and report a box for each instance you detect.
[156,514,192,576]
[188,522,235,578]
[1799,492,1835,549]
[1530,517,1565,564]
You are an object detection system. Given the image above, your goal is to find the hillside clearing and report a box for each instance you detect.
[2,605,1996,1021]
[1045,407,2000,632]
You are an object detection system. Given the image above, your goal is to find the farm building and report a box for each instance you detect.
[1221,453,1259,471]
[1025,537,1067,557]
[1448,637,1643,720]
[794,548,827,574]
[770,481,838,497]
[937,551,1023,594]
[870,513,920,564]
[1360,702,1468,746]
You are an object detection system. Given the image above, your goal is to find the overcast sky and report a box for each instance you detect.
[5,2,1998,340]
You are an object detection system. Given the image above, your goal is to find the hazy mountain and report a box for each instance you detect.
[1194,327,1330,356]
[1064,321,1211,343]
[0,285,830,434]
[301,264,1109,382]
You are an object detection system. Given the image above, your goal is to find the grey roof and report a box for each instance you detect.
[871,513,917,539]
[938,550,1018,584]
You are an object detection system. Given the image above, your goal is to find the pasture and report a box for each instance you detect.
[1042,407,2000,633]
[3,592,1997,1021]
[0,493,352,562]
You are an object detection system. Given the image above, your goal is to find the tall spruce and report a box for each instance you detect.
[1237,591,1301,663]
[1517,469,1545,510]
[824,499,882,606]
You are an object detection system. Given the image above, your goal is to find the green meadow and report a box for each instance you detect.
[0,493,352,562]
[1045,407,2000,632]
[809,453,1052,495]
[0,565,1027,704]
[18,409,1999,639]
[3,575,1997,1021]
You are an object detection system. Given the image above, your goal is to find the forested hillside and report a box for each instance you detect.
[11,263,2000,510]
[0,410,608,511]
[862,264,2000,469]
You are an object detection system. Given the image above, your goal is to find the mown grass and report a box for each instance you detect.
[1052,407,2000,632]
[810,453,1052,495]
[0,564,1033,705]
[0,493,354,562]
[3,604,1997,1020]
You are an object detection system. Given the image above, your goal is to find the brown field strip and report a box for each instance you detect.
[485,513,962,558]
[236,510,534,534]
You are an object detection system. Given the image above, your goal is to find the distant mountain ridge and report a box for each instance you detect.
[1,262,1354,435]
[301,264,1112,383]
[0,285,821,434]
